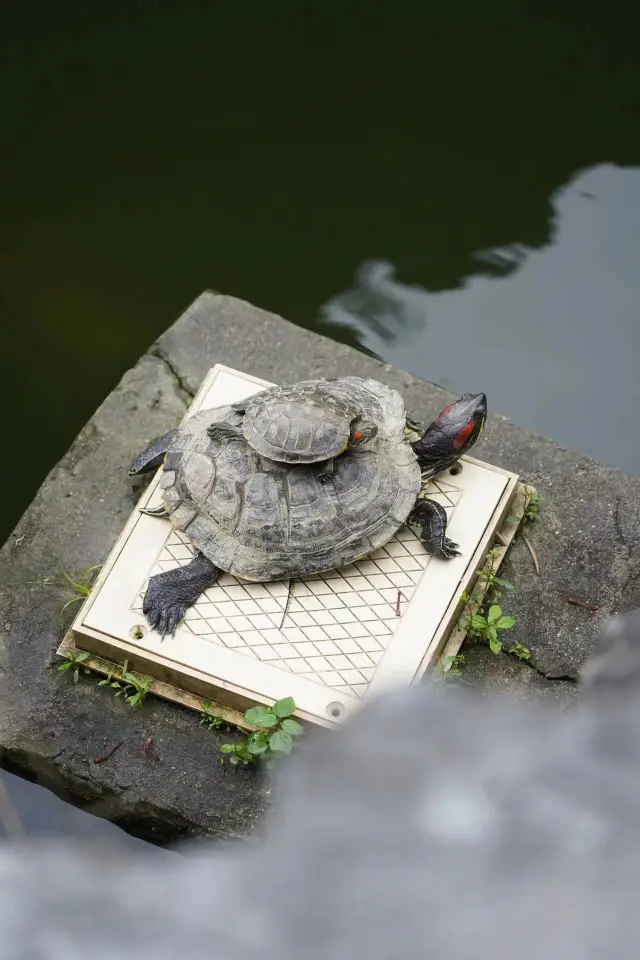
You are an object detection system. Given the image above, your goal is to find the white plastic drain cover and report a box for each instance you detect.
[71,365,518,727]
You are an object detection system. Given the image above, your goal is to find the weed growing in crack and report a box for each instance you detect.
[466,604,516,655]
[98,668,154,708]
[30,564,103,618]
[507,486,540,526]
[219,697,305,768]
[439,653,466,678]
[200,701,232,732]
[509,642,532,661]
[454,545,531,668]
[57,649,92,683]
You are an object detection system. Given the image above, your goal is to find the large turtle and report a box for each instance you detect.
[128,378,487,637]
[224,378,380,483]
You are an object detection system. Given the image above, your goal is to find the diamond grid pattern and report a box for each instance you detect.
[131,477,462,697]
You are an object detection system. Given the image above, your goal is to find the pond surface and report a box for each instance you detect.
[1,1,639,839]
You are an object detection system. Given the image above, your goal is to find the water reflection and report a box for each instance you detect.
[319,163,640,475]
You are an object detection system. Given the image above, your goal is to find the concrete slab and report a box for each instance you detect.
[456,644,578,710]
[1,290,638,841]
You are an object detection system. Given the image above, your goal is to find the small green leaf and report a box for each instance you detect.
[493,578,514,590]
[111,681,121,689]
[470,615,487,631]
[496,615,516,630]
[244,705,278,727]
[272,697,296,718]
[269,730,293,755]
[123,672,138,685]
[487,605,502,624]
[229,754,239,765]
[220,744,236,754]
[281,718,304,736]
[247,739,269,755]
[58,661,73,671]
[75,651,90,662]
[489,635,503,654]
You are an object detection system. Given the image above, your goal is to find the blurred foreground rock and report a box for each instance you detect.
[2,610,640,959]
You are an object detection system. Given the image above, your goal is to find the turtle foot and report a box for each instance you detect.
[142,552,220,638]
[408,498,461,560]
[439,537,462,560]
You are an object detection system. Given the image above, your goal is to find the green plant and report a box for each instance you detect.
[523,489,540,524]
[474,546,515,598]
[507,641,532,661]
[220,696,305,767]
[200,701,229,731]
[98,667,154,708]
[458,548,530,661]
[467,604,516,654]
[440,653,466,678]
[57,649,92,683]
[459,547,514,620]
[507,486,540,526]
[31,564,103,617]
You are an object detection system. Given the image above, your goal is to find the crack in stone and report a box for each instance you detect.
[519,656,578,685]
[149,347,195,403]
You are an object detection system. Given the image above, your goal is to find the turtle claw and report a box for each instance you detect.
[142,553,220,638]
[440,537,461,560]
[142,579,186,638]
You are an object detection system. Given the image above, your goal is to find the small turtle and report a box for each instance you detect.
[217,378,380,483]
[128,379,487,637]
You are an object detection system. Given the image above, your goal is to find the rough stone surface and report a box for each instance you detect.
[0,290,639,841]
[458,644,577,710]
[0,353,269,843]
[4,611,640,959]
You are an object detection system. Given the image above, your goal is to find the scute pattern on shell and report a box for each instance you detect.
[241,378,375,464]
[160,379,422,582]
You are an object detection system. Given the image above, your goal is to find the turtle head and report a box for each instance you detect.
[348,418,378,448]
[411,393,487,475]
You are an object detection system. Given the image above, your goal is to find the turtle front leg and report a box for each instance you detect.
[315,457,336,484]
[407,498,461,559]
[143,551,220,637]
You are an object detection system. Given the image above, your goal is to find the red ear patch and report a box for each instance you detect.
[438,401,456,418]
[453,420,476,449]
[352,431,363,440]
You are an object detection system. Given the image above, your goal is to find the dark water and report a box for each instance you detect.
[1,1,640,837]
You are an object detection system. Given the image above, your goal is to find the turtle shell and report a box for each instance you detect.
[240,379,366,464]
[159,378,421,581]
